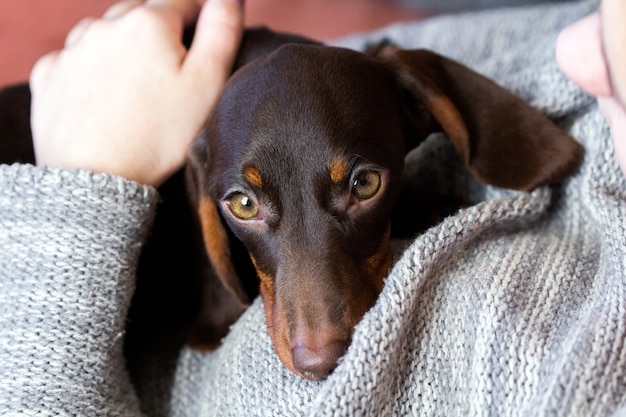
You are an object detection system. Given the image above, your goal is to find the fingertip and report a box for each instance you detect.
[556,12,612,98]
[184,0,244,78]
[145,0,203,24]
[601,0,626,108]
[198,0,244,49]
[29,52,59,95]
[64,17,96,48]
[103,0,143,19]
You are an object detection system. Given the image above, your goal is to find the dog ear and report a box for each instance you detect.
[233,27,320,70]
[186,139,252,307]
[372,45,583,191]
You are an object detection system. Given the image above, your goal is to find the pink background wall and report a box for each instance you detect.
[0,0,424,87]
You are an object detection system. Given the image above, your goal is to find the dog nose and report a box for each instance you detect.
[291,339,350,381]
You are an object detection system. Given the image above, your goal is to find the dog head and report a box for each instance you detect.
[188,28,583,380]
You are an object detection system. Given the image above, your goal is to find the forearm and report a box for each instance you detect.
[0,164,158,415]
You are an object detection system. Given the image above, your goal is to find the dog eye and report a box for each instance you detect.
[228,193,259,220]
[351,170,381,200]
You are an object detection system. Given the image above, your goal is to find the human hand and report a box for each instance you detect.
[556,0,626,177]
[30,0,244,187]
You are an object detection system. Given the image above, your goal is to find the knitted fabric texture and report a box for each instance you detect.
[0,166,158,415]
[1,1,625,416]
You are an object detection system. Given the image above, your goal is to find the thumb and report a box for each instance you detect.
[183,0,244,85]
[555,12,612,98]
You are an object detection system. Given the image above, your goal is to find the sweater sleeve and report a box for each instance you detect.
[0,164,159,416]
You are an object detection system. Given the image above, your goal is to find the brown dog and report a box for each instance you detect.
[0,28,583,382]
[185,28,583,381]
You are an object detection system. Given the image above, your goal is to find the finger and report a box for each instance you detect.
[64,17,96,47]
[145,0,202,25]
[29,51,60,94]
[183,0,243,82]
[556,12,612,98]
[103,0,144,18]
[601,0,626,106]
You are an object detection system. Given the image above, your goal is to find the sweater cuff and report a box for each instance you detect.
[0,164,159,415]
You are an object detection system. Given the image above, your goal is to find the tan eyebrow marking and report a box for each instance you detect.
[329,158,348,183]
[244,166,263,188]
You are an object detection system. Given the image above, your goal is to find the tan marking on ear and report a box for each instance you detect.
[244,166,263,188]
[425,94,470,162]
[329,158,348,183]
[198,196,249,305]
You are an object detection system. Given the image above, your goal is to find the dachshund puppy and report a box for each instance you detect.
[0,28,583,382]
[186,28,583,381]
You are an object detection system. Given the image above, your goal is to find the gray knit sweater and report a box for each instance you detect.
[2,1,625,416]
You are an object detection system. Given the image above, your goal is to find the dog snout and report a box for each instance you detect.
[291,338,350,381]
